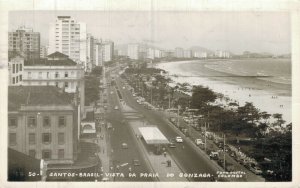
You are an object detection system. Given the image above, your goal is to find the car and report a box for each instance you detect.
[175,136,183,143]
[122,86,125,89]
[250,166,263,175]
[114,106,119,110]
[121,143,128,149]
[195,139,204,146]
[110,91,114,94]
[209,151,219,160]
[133,159,140,166]
[168,142,176,148]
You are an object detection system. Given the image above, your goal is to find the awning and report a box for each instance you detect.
[138,127,169,144]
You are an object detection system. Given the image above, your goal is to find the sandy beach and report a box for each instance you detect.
[155,59,292,124]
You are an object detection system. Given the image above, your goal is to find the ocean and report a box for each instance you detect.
[155,58,292,124]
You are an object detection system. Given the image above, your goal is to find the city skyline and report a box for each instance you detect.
[9,11,291,55]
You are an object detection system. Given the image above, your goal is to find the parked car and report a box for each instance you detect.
[121,143,128,149]
[209,151,219,160]
[195,139,203,146]
[114,106,119,110]
[168,142,176,148]
[133,159,140,166]
[250,166,263,175]
[175,136,183,143]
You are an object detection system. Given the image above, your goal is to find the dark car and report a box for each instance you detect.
[168,142,176,148]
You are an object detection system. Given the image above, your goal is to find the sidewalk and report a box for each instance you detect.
[96,123,111,180]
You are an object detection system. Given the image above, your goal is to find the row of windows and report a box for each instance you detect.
[12,75,22,84]
[29,149,65,159]
[9,132,65,146]
[12,63,23,74]
[27,71,76,79]
[9,116,66,128]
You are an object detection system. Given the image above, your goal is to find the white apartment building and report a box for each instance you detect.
[95,42,104,67]
[147,48,155,59]
[102,41,114,62]
[127,44,139,60]
[175,47,184,58]
[48,16,87,68]
[8,55,24,85]
[194,51,208,58]
[183,50,192,58]
[154,49,162,58]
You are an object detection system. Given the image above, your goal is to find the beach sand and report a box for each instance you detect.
[155,60,292,124]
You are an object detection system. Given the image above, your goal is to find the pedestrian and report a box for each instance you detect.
[163,151,167,157]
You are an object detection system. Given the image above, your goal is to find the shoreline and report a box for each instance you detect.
[155,59,292,124]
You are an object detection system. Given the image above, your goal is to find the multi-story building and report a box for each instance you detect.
[102,41,114,62]
[127,44,139,60]
[86,34,95,72]
[8,86,79,165]
[183,50,192,58]
[40,45,48,59]
[147,48,155,59]
[48,16,87,68]
[214,50,230,58]
[175,47,184,58]
[194,51,208,59]
[8,55,24,85]
[94,42,104,67]
[154,49,162,59]
[21,51,85,113]
[8,26,40,60]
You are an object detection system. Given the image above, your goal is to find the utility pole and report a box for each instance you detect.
[204,122,207,153]
[223,134,226,170]
[177,105,180,128]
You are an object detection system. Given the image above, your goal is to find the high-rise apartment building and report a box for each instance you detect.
[40,45,48,58]
[48,16,87,68]
[127,44,139,60]
[102,41,114,62]
[8,26,40,60]
[175,47,184,58]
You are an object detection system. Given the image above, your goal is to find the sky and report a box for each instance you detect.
[9,11,291,55]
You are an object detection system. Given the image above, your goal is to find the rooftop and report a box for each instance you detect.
[24,52,77,66]
[8,86,74,111]
[138,126,169,144]
[47,51,69,58]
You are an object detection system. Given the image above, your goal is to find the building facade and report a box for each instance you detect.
[175,47,184,58]
[102,41,114,62]
[48,16,87,68]
[40,45,48,59]
[127,44,139,60]
[21,52,85,113]
[183,50,192,58]
[8,86,78,165]
[8,56,24,86]
[8,26,40,60]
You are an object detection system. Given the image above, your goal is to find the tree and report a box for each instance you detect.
[237,102,260,124]
[190,86,217,109]
[260,111,271,123]
[91,66,103,76]
[84,76,100,105]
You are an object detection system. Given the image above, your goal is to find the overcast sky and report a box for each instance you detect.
[9,11,291,55]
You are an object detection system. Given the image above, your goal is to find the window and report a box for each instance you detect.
[38,72,42,78]
[20,64,22,71]
[58,133,65,145]
[19,75,22,81]
[9,133,17,146]
[58,149,64,159]
[28,72,31,79]
[12,77,15,84]
[65,82,68,88]
[42,133,51,144]
[29,150,36,158]
[12,64,15,73]
[65,72,68,77]
[43,116,50,127]
[58,116,66,127]
[47,72,49,78]
[55,72,59,78]
[29,133,36,145]
[16,76,18,83]
[16,64,18,73]
[42,150,51,159]
[27,116,36,128]
[9,117,17,127]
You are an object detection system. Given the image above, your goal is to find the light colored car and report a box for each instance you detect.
[195,139,203,146]
[175,136,183,143]
[122,143,128,149]
[114,106,119,110]
[250,166,263,175]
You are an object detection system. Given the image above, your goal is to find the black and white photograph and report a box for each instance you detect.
[0,0,299,187]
